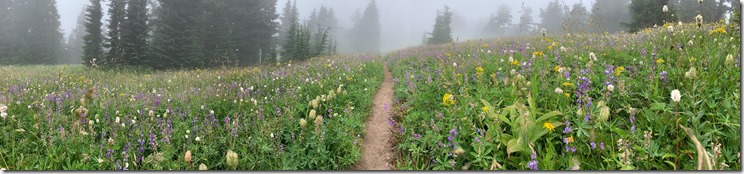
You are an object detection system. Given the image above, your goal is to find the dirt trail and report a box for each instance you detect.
[354,64,396,170]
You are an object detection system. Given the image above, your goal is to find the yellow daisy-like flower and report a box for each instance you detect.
[656,58,664,64]
[566,136,574,143]
[689,57,697,62]
[553,65,562,72]
[483,44,489,48]
[543,122,555,132]
[482,106,489,112]
[564,93,570,98]
[475,67,484,74]
[533,51,544,57]
[457,73,462,77]
[562,82,575,88]
[613,66,624,76]
[710,27,727,35]
[511,60,519,65]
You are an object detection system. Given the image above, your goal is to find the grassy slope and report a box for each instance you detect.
[387,22,740,170]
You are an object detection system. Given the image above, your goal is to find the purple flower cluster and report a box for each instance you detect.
[659,71,668,85]
[526,151,539,170]
[575,69,594,122]
[563,121,573,134]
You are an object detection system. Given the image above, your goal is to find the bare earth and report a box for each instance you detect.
[354,64,395,170]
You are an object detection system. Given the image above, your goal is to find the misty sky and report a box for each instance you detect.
[58,0,589,52]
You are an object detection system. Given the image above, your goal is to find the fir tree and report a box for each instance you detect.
[121,0,149,67]
[82,0,104,67]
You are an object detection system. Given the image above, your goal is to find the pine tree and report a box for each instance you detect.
[225,0,278,66]
[540,0,564,35]
[121,0,149,67]
[0,0,12,63]
[626,0,675,32]
[19,0,63,64]
[672,0,727,23]
[65,9,86,65]
[200,0,236,66]
[105,0,127,66]
[428,5,453,45]
[518,7,534,35]
[82,0,104,67]
[351,0,380,54]
[278,0,297,49]
[151,0,204,69]
[282,1,300,61]
[565,2,589,33]
[590,0,631,33]
[482,4,512,38]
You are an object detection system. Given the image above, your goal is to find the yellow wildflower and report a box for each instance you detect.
[442,93,455,107]
[710,27,727,35]
[543,122,555,132]
[689,57,697,62]
[614,66,625,76]
[457,73,462,77]
[656,58,664,64]
[566,136,574,143]
[553,65,562,72]
[533,51,544,57]
[562,82,575,88]
[511,60,519,65]
[564,93,570,98]
[483,44,489,48]
[475,67,484,74]
[482,106,489,112]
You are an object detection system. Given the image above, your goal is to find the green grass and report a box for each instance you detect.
[387,22,740,170]
[0,55,383,170]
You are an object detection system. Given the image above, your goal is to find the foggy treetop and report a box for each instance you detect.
[57,0,589,53]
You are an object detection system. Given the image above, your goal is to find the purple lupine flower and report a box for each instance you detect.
[660,71,668,85]
[563,121,573,134]
[387,117,396,127]
[225,116,231,125]
[413,133,421,140]
[106,149,113,159]
[449,127,458,136]
[527,151,539,170]
[590,142,596,150]
[600,142,605,150]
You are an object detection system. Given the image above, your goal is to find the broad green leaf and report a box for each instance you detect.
[536,111,562,123]
[506,138,522,157]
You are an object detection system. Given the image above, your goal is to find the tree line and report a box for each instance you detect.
[474,0,740,39]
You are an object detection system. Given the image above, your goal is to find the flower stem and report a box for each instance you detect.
[674,102,679,170]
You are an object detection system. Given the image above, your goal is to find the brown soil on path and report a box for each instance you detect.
[353,63,396,170]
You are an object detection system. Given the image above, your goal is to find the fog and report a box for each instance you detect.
[58,0,587,53]
[281,0,586,53]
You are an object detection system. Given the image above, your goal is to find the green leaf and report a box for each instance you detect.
[536,111,562,123]
[650,102,666,111]
[664,161,677,170]
[506,138,522,157]
[680,125,714,170]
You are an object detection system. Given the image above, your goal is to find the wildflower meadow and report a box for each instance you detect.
[387,22,740,170]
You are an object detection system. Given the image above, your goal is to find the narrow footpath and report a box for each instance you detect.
[354,64,396,170]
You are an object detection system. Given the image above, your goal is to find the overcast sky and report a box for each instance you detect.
[58,0,589,52]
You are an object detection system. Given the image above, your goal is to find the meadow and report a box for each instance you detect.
[387,22,741,170]
[0,21,741,171]
[0,55,383,170]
